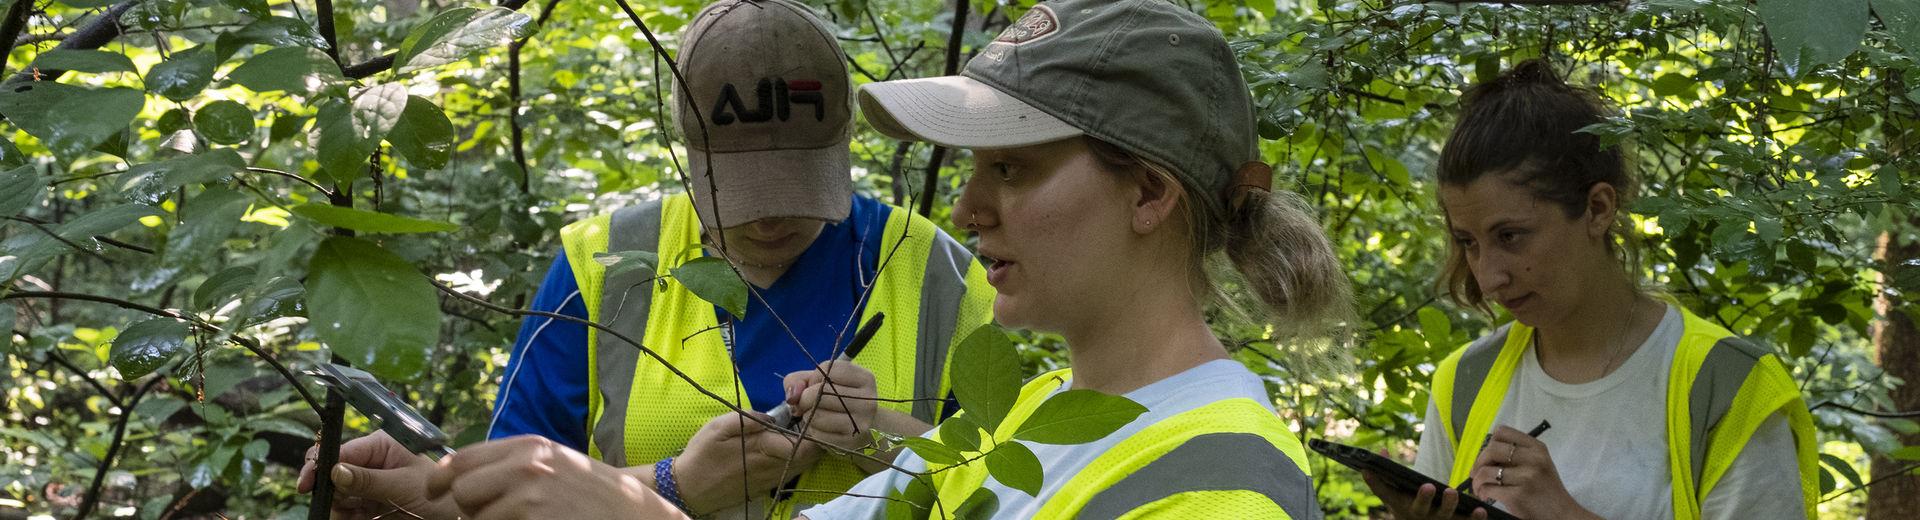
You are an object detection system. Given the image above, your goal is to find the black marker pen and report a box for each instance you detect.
[1458,419,1552,494]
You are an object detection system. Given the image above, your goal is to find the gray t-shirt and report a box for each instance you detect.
[1412,304,1806,519]
[800,359,1274,519]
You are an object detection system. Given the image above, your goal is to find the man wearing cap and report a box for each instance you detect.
[294,1,991,518]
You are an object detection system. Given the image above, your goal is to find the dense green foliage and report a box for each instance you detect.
[0,0,1914,517]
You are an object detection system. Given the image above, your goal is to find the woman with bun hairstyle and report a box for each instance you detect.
[1365,60,1818,520]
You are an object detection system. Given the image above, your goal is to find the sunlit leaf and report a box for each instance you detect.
[1011,390,1146,445]
[307,237,440,379]
[671,257,747,318]
[985,441,1042,496]
[395,7,535,73]
[951,325,1023,433]
[147,46,219,101]
[289,204,458,234]
[110,318,191,379]
[228,16,330,50]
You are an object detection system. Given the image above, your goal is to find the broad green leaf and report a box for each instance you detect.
[1758,0,1870,76]
[30,49,136,74]
[289,204,458,234]
[883,474,937,520]
[315,84,406,183]
[985,441,1043,496]
[671,257,747,318]
[0,83,144,161]
[395,7,534,73]
[226,46,343,95]
[1247,0,1276,15]
[0,165,44,219]
[594,250,660,279]
[307,237,441,379]
[56,204,164,242]
[229,276,305,329]
[110,318,191,379]
[194,101,255,145]
[156,108,192,134]
[1821,452,1863,490]
[1879,164,1904,198]
[194,266,257,310]
[1874,0,1920,59]
[937,414,983,453]
[951,325,1023,433]
[1011,390,1147,445]
[165,187,251,265]
[228,16,330,50]
[119,149,246,196]
[147,46,219,101]
[1417,306,1451,350]
[1820,464,1836,494]
[899,437,965,466]
[953,487,999,520]
[0,137,22,169]
[1889,445,1920,460]
[1651,73,1693,99]
[387,95,455,170]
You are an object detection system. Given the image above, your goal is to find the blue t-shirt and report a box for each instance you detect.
[487,195,891,451]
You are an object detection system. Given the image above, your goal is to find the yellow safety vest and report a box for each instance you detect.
[558,193,994,517]
[1429,305,1819,520]
[922,369,1323,519]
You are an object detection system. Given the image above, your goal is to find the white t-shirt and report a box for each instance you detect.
[1412,304,1806,520]
[800,359,1277,519]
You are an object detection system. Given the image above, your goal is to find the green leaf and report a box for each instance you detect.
[1011,390,1147,444]
[1417,306,1452,350]
[1890,445,1920,461]
[147,46,219,101]
[228,17,330,50]
[985,441,1043,496]
[307,237,441,379]
[121,150,247,196]
[1879,164,1904,198]
[1821,452,1863,490]
[951,325,1023,433]
[0,165,44,219]
[314,84,406,183]
[229,276,305,329]
[900,437,965,465]
[226,46,343,95]
[1874,0,1920,59]
[387,95,455,170]
[192,101,255,146]
[1758,0,1870,76]
[884,474,937,520]
[937,414,983,453]
[953,487,999,520]
[395,7,534,73]
[58,204,164,240]
[594,250,659,279]
[0,83,144,162]
[671,257,747,318]
[194,266,257,310]
[289,204,458,234]
[1651,73,1694,99]
[30,49,136,74]
[110,318,191,379]
[165,187,251,265]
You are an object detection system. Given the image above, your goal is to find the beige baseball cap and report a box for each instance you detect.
[674,0,853,226]
[858,0,1259,222]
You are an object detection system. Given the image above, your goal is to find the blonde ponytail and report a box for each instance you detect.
[1222,188,1355,342]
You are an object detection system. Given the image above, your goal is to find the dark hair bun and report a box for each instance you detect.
[1503,59,1564,86]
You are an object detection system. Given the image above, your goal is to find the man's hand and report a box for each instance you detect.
[297,430,458,520]
[423,435,687,520]
[783,359,879,454]
[673,411,823,515]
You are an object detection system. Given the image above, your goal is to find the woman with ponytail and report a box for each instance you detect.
[414,1,1349,517]
[1365,60,1818,520]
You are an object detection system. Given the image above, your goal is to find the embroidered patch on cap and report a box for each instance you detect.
[994,5,1059,46]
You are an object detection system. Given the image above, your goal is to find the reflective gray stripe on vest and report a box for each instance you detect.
[910,232,973,423]
[592,200,665,467]
[1448,325,1511,444]
[1076,433,1321,520]
[1685,336,1770,488]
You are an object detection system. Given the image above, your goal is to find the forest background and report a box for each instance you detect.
[1,0,1917,518]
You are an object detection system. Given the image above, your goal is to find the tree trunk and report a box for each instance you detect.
[1869,226,1920,519]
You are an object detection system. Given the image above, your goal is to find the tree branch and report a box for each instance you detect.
[918,0,970,218]
[1811,401,1920,419]
[246,167,335,197]
[4,0,143,84]
[72,373,166,520]
[338,0,537,79]
[0,0,36,77]
[42,349,126,409]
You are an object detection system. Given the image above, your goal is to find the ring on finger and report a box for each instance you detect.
[1506,443,1517,464]
[1495,467,1505,486]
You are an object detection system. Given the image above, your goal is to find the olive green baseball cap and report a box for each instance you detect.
[858,0,1258,218]
[674,0,853,226]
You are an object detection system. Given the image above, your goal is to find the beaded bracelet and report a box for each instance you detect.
[654,457,689,513]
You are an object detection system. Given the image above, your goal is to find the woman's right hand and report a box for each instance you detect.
[674,411,823,515]
[297,430,460,520]
[1362,471,1488,520]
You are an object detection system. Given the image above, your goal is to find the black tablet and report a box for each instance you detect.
[1308,439,1519,520]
